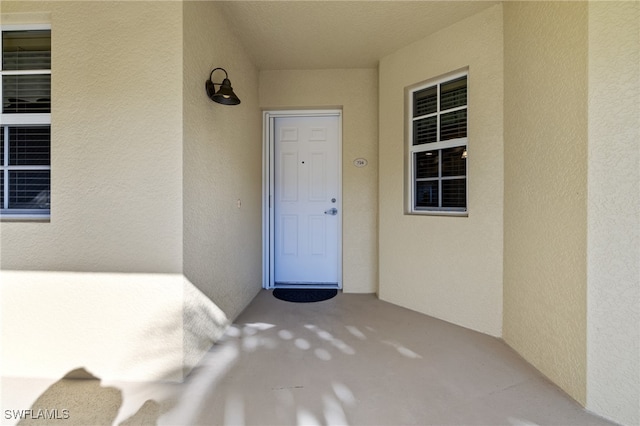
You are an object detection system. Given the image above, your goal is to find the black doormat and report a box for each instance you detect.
[273,288,338,303]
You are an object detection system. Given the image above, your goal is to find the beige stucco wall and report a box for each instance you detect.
[377,5,503,336]
[503,1,588,405]
[0,1,236,384]
[182,1,262,320]
[0,1,224,383]
[259,69,378,294]
[0,1,184,274]
[587,2,640,424]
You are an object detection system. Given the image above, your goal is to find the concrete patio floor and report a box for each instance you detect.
[1,290,616,425]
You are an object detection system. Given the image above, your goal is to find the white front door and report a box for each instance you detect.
[271,114,341,287]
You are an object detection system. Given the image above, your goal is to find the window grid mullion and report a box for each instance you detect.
[438,149,442,208]
[5,165,51,171]
[2,69,52,76]
[0,32,3,121]
[3,126,9,210]
[436,83,441,144]
[437,85,443,208]
[411,137,468,153]
[440,105,467,114]
[411,92,469,118]
[412,111,438,122]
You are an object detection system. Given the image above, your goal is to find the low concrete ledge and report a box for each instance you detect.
[1,271,228,382]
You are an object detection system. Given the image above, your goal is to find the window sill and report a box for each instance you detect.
[407,210,468,217]
[1,212,50,222]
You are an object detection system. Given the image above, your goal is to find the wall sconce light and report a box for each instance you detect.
[205,67,241,105]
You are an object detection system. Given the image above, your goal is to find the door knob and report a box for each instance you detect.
[324,208,338,216]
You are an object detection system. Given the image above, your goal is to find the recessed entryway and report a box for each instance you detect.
[262,110,342,289]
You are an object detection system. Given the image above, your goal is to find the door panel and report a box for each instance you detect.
[273,115,340,286]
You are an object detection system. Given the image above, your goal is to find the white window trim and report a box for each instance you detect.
[1,23,51,220]
[406,69,469,216]
[1,113,51,126]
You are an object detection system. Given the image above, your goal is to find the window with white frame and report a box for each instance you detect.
[1,25,51,218]
[408,71,468,214]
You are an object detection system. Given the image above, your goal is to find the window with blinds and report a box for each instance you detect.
[408,71,468,214]
[1,25,51,218]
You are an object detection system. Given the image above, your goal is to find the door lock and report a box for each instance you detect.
[324,208,338,216]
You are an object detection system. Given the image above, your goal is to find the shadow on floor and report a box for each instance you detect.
[12,368,159,426]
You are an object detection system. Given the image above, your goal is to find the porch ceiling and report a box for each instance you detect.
[215,1,499,70]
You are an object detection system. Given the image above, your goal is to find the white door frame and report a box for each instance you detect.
[262,109,343,289]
